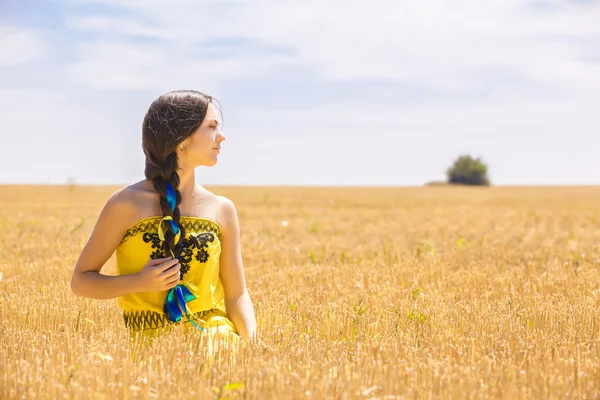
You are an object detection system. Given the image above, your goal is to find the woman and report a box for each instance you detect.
[70,90,257,340]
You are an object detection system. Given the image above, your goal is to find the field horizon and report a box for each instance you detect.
[2,183,599,189]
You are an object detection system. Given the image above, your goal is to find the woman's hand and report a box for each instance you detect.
[135,257,181,292]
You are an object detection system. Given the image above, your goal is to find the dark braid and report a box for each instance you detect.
[146,152,185,257]
[141,90,220,258]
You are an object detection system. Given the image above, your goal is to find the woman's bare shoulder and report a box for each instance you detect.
[193,186,238,227]
[197,187,233,207]
[102,180,156,226]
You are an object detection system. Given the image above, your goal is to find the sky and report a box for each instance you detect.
[0,0,598,186]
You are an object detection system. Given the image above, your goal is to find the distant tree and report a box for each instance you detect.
[446,154,491,186]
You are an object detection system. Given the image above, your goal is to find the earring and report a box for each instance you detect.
[180,145,186,151]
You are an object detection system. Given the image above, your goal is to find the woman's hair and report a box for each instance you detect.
[141,90,218,258]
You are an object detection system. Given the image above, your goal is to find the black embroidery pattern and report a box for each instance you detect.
[142,232,164,259]
[121,217,221,244]
[177,232,216,276]
[192,232,216,263]
[121,217,221,279]
[177,238,194,276]
[123,308,216,331]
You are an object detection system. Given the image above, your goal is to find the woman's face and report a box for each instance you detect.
[181,102,226,167]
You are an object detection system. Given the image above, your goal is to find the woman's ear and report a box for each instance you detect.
[179,138,189,152]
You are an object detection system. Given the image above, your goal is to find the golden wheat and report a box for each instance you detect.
[1,185,599,399]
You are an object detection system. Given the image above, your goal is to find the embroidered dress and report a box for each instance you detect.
[116,216,237,338]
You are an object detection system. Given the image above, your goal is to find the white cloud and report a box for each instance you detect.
[67,39,294,91]
[65,15,174,39]
[57,0,600,99]
[68,41,167,90]
[0,26,46,67]
[64,15,113,31]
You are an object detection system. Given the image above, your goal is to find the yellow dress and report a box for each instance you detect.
[115,216,238,339]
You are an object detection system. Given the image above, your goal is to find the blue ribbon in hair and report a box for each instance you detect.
[165,182,177,211]
[163,282,206,332]
[160,182,206,332]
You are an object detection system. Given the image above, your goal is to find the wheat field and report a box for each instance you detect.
[1,185,599,399]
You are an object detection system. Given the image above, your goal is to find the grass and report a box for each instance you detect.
[1,185,599,399]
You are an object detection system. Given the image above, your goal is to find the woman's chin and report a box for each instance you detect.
[197,154,219,167]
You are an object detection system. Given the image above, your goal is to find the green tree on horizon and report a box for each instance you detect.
[446,154,491,186]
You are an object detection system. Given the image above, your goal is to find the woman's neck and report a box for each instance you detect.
[177,166,197,199]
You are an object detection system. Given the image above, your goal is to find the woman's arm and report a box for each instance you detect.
[218,197,257,339]
[71,189,142,299]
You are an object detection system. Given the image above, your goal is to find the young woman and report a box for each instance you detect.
[70,90,257,340]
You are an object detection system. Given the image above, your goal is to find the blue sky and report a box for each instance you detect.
[0,0,598,186]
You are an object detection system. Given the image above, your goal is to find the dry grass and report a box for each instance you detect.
[1,185,599,399]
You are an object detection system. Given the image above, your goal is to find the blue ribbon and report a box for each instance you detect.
[164,284,206,332]
[160,182,180,251]
[166,182,177,211]
[161,182,205,332]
